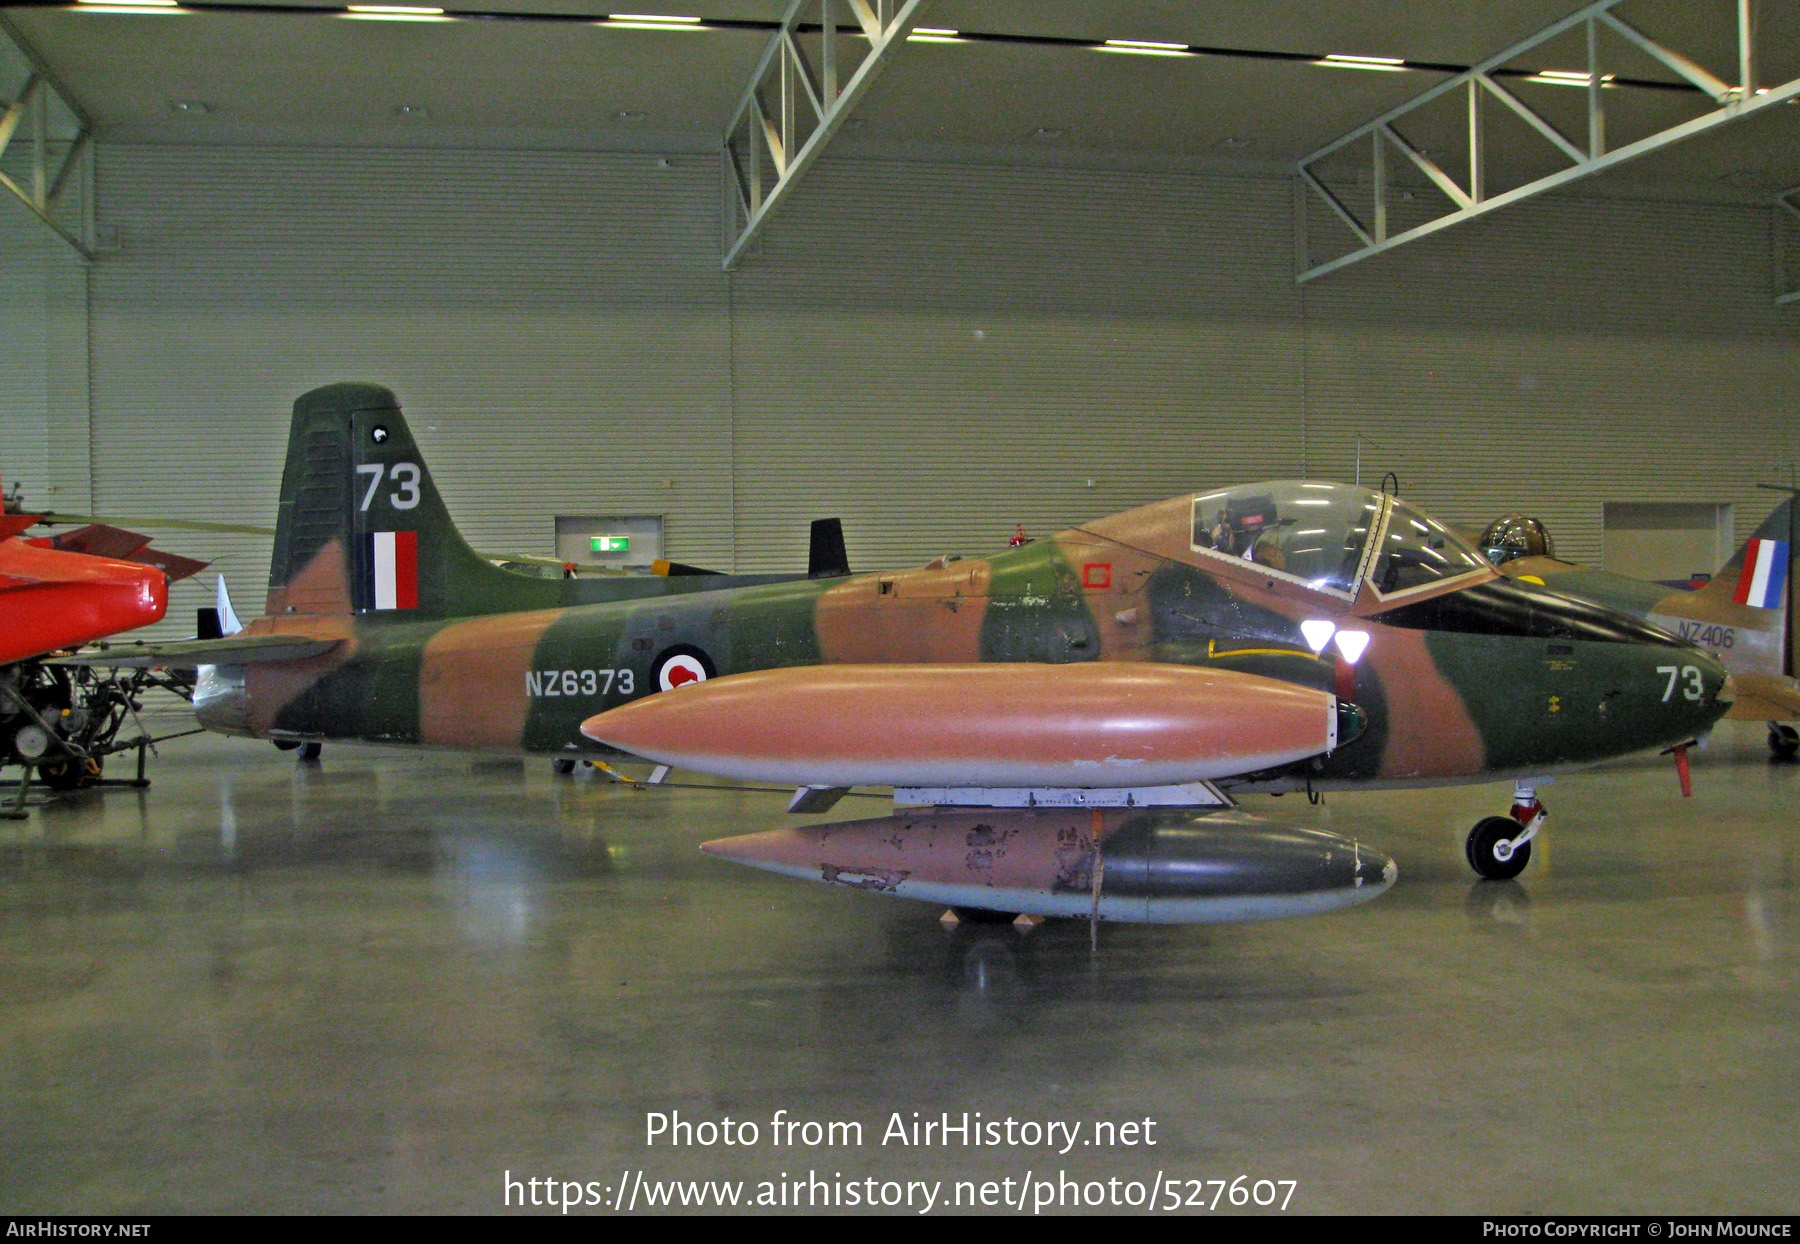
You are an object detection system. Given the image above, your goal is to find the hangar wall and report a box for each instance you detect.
[57,142,1800,632]
[0,203,90,514]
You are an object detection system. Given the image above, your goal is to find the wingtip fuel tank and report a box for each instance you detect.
[581,662,1358,790]
[701,806,1396,924]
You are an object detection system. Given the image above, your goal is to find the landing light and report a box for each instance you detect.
[1334,630,1371,664]
[1301,620,1337,654]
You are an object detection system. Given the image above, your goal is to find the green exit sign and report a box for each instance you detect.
[591,536,630,553]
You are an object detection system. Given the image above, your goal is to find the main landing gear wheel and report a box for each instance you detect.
[1769,724,1799,759]
[551,757,577,775]
[1466,816,1532,881]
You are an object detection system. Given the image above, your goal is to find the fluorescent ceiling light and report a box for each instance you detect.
[604,12,704,28]
[343,5,452,20]
[1527,69,1616,87]
[1318,53,1408,72]
[1333,630,1371,664]
[74,0,184,9]
[1098,38,1191,57]
[908,27,961,42]
[1300,620,1337,654]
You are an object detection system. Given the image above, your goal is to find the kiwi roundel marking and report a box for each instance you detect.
[652,644,716,691]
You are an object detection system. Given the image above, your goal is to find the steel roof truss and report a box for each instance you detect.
[1779,186,1800,308]
[0,18,93,260]
[722,0,926,270]
[1296,0,1793,288]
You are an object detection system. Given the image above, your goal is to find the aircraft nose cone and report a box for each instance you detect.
[1703,650,1730,697]
[1652,643,1733,740]
[1686,645,1731,708]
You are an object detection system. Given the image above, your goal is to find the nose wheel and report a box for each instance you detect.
[1769,724,1798,759]
[1467,786,1545,881]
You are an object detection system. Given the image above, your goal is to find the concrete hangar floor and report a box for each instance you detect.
[0,720,1794,1216]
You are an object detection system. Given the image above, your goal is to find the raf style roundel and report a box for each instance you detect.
[652,644,715,692]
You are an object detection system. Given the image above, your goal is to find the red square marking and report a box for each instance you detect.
[1082,563,1112,589]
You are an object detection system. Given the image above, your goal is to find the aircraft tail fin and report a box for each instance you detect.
[1690,495,1797,677]
[216,575,244,635]
[808,518,850,578]
[265,383,561,620]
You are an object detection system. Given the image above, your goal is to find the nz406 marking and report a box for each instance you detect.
[1671,620,1735,650]
[526,668,636,698]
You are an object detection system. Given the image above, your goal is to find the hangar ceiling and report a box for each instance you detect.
[3,0,1796,199]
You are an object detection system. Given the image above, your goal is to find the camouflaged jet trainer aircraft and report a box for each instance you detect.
[80,383,1734,922]
[1482,499,1799,759]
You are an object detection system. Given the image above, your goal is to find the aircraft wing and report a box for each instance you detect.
[1724,673,1800,721]
[49,634,342,669]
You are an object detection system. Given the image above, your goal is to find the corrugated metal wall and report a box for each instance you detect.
[728,161,1306,572]
[89,144,735,631]
[1298,188,1800,565]
[0,203,89,514]
[67,142,1800,636]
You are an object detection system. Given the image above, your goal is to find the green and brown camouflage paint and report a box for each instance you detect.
[1497,501,1800,723]
[205,384,1730,791]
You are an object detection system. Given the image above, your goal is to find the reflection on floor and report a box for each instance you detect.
[1,722,1795,1213]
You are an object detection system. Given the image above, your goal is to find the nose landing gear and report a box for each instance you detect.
[1769,724,1798,760]
[1467,784,1545,881]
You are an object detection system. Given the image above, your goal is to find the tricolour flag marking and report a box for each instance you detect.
[371,530,419,609]
[1733,538,1788,609]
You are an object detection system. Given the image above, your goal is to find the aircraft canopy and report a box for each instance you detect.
[1190,481,1487,599]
